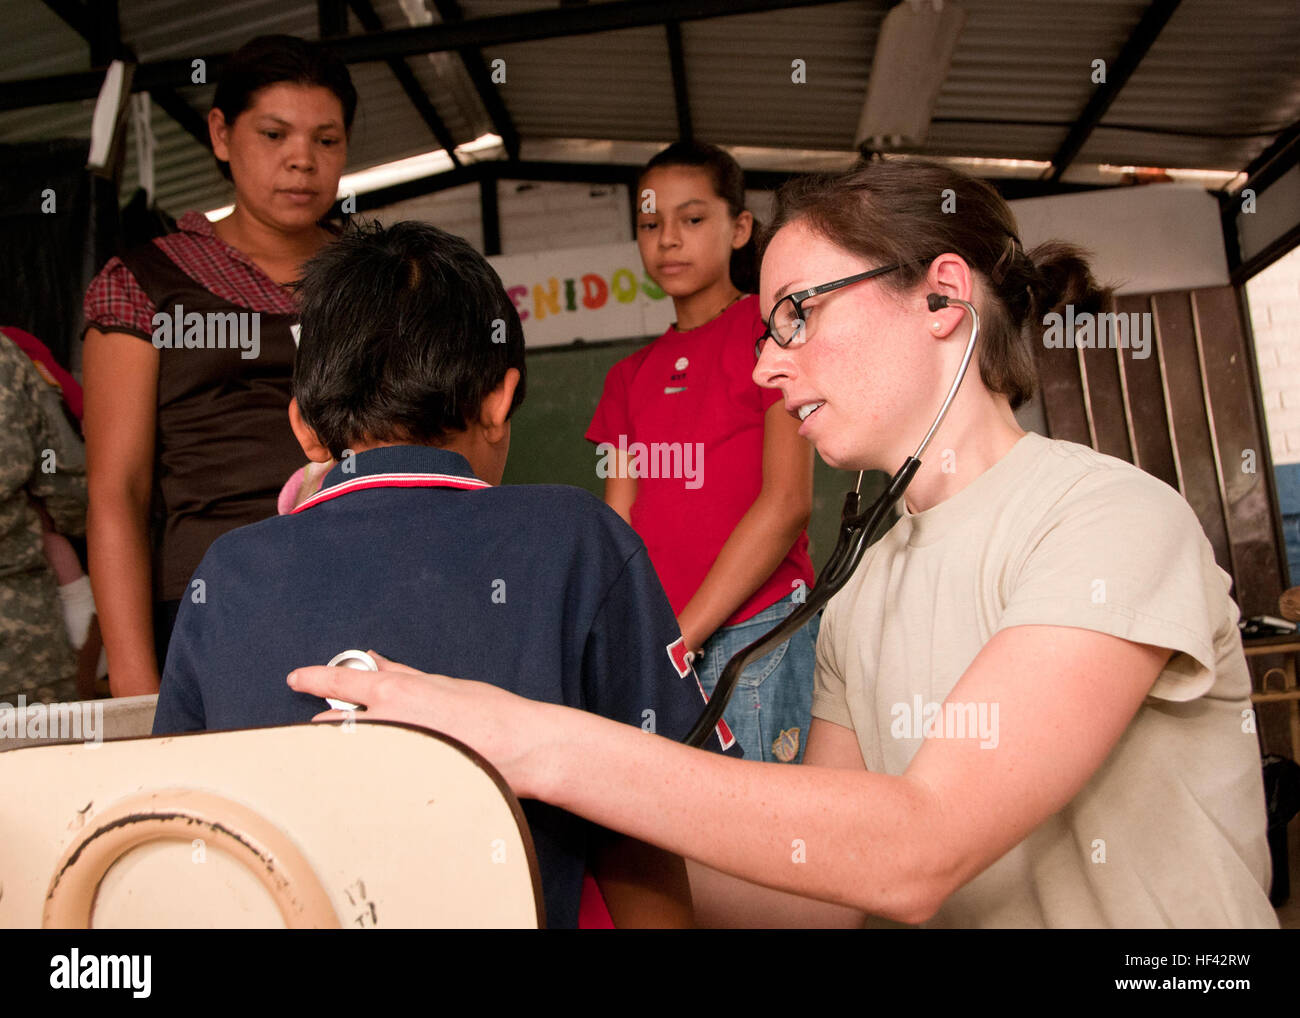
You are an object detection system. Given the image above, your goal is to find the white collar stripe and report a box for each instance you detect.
[291,471,489,513]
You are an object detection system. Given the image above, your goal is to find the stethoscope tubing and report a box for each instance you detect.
[683,295,980,748]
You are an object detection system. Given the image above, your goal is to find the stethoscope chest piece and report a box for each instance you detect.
[324,649,377,711]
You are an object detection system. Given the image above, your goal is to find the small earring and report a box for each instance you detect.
[931,320,943,332]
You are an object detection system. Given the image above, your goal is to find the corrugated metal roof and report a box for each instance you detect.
[1080,0,1300,170]
[2,0,1298,217]
[5,0,93,77]
[922,0,1149,162]
[121,0,319,60]
[683,4,883,151]
[481,26,677,143]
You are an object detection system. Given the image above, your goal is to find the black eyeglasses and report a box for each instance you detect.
[756,263,902,357]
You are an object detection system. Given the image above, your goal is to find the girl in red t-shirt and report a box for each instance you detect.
[586,141,818,764]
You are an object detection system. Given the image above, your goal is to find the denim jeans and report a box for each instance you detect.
[694,591,820,763]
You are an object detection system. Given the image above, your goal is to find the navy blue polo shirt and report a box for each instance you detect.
[153,444,739,929]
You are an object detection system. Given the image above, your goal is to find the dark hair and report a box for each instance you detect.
[642,140,760,293]
[293,220,527,458]
[211,35,358,181]
[764,159,1109,410]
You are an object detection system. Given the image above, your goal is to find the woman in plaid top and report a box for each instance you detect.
[82,35,356,696]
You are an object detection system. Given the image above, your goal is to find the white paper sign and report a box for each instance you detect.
[487,241,675,348]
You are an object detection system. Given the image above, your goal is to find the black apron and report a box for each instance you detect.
[117,242,304,602]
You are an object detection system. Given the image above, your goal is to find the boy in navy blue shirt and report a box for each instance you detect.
[152,220,738,929]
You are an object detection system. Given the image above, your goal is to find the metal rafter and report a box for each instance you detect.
[1046,0,1182,182]
[343,155,1106,223]
[665,21,692,142]
[348,0,461,166]
[39,0,211,150]
[480,177,501,256]
[4,0,859,110]
[318,0,349,39]
[1238,117,1300,197]
[431,0,521,161]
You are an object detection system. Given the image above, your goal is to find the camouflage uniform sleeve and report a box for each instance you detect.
[0,339,79,700]
[19,349,87,538]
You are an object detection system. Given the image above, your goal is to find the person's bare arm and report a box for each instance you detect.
[676,402,812,651]
[687,717,868,928]
[589,830,693,928]
[602,451,636,526]
[291,628,1171,923]
[83,327,161,695]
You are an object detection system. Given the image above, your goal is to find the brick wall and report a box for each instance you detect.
[1246,245,1300,467]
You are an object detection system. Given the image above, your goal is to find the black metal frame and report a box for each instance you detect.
[665,21,692,143]
[344,156,1109,222]
[1222,120,1300,285]
[4,0,854,111]
[480,177,501,256]
[28,0,1290,233]
[346,0,462,167]
[40,0,211,150]
[431,0,521,161]
[1046,0,1183,182]
[317,0,348,40]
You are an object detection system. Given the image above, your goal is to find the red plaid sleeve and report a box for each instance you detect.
[82,256,155,340]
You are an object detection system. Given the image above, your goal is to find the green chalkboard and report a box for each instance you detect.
[501,338,891,580]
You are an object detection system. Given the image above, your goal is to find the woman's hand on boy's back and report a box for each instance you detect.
[288,650,559,796]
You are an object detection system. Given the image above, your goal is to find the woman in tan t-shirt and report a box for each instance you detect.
[287,160,1275,929]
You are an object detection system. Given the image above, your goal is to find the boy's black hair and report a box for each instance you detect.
[293,219,527,458]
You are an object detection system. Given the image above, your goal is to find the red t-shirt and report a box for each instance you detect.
[586,295,813,627]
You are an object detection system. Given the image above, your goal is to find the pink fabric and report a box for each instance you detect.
[277,465,309,516]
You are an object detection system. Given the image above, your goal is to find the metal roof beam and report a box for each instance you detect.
[149,88,212,150]
[1238,117,1300,196]
[350,157,1109,219]
[2,0,857,110]
[480,177,501,255]
[347,0,461,167]
[40,0,211,150]
[1223,117,1300,282]
[351,162,486,213]
[430,0,521,161]
[41,0,118,64]
[90,0,121,66]
[327,0,856,62]
[1047,0,1182,182]
[318,0,349,40]
[665,21,692,142]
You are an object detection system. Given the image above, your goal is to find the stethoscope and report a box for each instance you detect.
[684,293,981,747]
